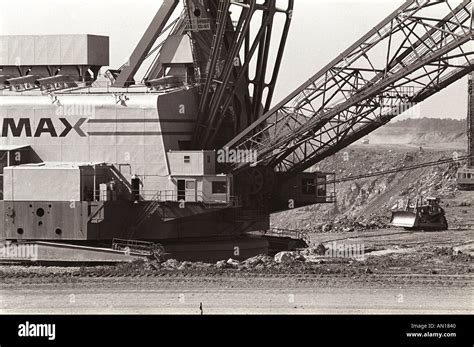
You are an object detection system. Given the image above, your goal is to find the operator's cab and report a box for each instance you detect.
[425,197,443,214]
[273,171,336,211]
[457,166,474,190]
[165,150,233,205]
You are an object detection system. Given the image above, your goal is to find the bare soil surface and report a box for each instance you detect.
[1,274,472,314]
[1,227,472,314]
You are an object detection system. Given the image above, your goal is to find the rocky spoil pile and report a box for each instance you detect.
[79,241,472,276]
[1,242,471,278]
[272,148,463,231]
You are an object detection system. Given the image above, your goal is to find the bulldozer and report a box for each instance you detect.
[390,197,448,231]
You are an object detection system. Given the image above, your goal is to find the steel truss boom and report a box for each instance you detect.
[225,0,474,174]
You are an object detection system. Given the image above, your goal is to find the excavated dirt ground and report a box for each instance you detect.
[1,226,472,314]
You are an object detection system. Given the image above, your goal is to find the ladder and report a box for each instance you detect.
[183,3,214,84]
[193,0,231,143]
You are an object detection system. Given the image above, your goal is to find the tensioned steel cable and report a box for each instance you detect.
[326,154,474,184]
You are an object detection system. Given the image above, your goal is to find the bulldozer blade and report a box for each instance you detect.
[390,211,417,228]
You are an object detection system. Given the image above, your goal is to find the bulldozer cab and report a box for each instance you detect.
[390,196,448,231]
[426,197,441,213]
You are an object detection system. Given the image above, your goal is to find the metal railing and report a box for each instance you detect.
[184,18,212,32]
[322,192,337,203]
[140,189,239,207]
[112,238,164,256]
[85,187,241,207]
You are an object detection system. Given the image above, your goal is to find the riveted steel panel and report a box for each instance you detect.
[0,37,8,65]
[60,35,75,65]
[1,201,88,240]
[46,35,61,65]
[35,36,48,65]
[8,36,21,65]
[3,166,81,201]
[0,35,109,66]
[87,35,110,66]
[21,36,35,65]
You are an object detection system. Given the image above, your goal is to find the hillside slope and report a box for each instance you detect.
[367,118,466,148]
[271,118,472,231]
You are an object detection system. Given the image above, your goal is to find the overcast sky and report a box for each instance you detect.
[0,0,469,120]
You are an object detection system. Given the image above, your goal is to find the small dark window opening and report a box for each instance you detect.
[36,208,45,217]
[317,185,326,198]
[301,178,316,195]
[212,181,227,194]
[317,176,327,197]
[184,156,191,164]
[194,8,201,17]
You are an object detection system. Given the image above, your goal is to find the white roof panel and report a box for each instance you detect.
[0,35,109,66]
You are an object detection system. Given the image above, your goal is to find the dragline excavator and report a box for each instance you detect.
[0,0,473,262]
[117,0,474,212]
[224,0,474,210]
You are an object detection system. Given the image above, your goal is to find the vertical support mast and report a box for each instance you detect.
[192,0,294,149]
[113,0,179,87]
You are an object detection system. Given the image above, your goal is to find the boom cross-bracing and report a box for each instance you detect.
[191,0,294,149]
[112,0,294,150]
[225,0,474,175]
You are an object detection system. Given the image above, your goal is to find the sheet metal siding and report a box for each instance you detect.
[0,89,199,194]
[0,35,109,66]
[1,201,88,240]
[3,167,81,201]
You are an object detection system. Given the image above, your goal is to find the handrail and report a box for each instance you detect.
[86,188,238,205]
